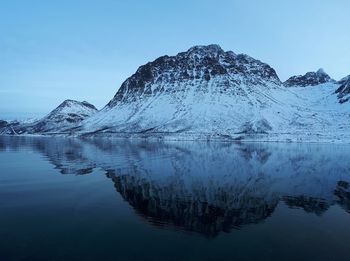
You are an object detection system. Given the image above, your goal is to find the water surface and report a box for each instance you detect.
[1,136,350,260]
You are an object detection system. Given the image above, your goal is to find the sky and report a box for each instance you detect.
[1,0,350,119]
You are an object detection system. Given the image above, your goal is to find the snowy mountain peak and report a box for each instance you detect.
[185,44,226,57]
[107,44,281,108]
[187,44,223,53]
[48,99,97,120]
[284,69,333,87]
[56,99,97,111]
[1,99,98,135]
[316,68,327,75]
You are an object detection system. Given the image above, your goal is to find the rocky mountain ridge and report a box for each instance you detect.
[107,44,281,108]
[283,68,334,87]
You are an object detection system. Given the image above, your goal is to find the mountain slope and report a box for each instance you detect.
[1,100,97,135]
[336,75,350,103]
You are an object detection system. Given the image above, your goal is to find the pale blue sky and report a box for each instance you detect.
[1,0,350,119]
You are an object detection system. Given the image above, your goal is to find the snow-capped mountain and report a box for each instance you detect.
[80,45,349,141]
[1,44,350,141]
[283,68,334,87]
[82,45,293,137]
[0,100,97,135]
[107,44,281,108]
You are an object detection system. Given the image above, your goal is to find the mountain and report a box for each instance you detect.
[1,44,350,141]
[336,75,350,103]
[1,100,97,135]
[283,68,334,87]
[107,44,281,108]
[82,45,294,138]
[80,45,349,141]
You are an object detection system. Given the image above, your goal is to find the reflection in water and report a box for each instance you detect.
[335,181,350,214]
[282,196,329,216]
[1,136,350,237]
[109,172,278,236]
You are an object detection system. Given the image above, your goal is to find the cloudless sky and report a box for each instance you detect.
[1,0,350,119]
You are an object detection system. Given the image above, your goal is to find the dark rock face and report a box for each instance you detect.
[0,120,8,128]
[335,76,350,103]
[107,44,281,107]
[0,121,21,135]
[81,101,97,110]
[284,69,333,87]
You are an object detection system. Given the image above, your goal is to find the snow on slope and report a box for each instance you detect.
[82,45,292,136]
[1,100,98,135]
[81,45,350,142]
[268,82,350,141]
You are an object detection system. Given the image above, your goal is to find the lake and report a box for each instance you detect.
[1,136,350,260]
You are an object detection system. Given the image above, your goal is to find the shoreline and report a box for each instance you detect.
[1,132,350,144]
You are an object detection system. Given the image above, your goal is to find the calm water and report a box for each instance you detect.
[0,137,350,261]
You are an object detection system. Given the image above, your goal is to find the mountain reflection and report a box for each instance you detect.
[1,136,350,237]
[108,172,278,236]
